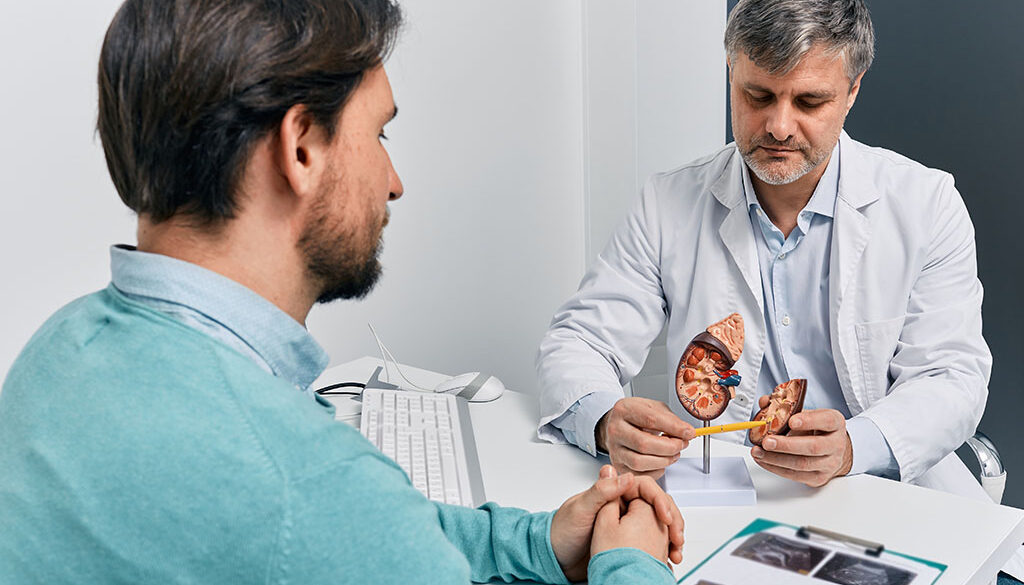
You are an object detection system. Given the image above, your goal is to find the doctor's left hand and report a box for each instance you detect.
[550,465,684,581]
[750,400,853,488]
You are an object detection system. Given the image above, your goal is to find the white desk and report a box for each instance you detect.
[316,357,1024,585]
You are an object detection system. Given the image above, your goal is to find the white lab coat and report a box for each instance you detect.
[537,132,991,498]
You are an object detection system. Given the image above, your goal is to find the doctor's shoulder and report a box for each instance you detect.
[849,140,973,255]
[644,143,736,205]
[850,139,959,208]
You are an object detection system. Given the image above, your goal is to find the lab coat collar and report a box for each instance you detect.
[710,146,746,210]
[711,147,765,315]
[830,130,880,413]
[836,130,881,209]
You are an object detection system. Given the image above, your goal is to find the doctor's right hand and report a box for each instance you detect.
[596,397,696,479]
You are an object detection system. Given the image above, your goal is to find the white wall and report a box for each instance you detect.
[308,0,588,392]
[583,1,728,398]
[0,0,136,377]
[584,1,728,263]
[0,1,726,396]
[635,0,729,397]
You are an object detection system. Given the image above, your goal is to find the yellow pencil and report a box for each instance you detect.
[693,420,767,436]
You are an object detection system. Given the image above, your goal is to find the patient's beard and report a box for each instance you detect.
[299,188,384,305]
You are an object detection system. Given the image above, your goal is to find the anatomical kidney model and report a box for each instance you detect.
[675,313,744,421]
[748,378,807,445]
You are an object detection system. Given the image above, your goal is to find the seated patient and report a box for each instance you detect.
[0,1,683,583]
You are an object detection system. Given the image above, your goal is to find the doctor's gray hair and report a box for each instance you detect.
[724,0,874,85]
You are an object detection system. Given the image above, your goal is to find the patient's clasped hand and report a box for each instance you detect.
[552,465,685,581]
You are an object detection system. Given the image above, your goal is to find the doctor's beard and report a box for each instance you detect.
[740,135,832,186]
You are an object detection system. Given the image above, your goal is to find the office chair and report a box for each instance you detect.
[964,430,1006,504]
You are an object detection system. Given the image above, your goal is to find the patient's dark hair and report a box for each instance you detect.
[97,0,402,225]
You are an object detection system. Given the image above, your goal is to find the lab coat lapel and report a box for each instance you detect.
[711,150,764,315]
[830,132,881,414]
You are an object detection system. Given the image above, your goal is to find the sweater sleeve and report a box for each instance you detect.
[588,548,675,585]
[436,503,677,585]
[435,502,570,584]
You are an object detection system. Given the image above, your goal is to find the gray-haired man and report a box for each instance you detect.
[538,0,991,502]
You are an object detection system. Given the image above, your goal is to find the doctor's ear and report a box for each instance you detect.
[846,72,866,112]
[276,104,330,201]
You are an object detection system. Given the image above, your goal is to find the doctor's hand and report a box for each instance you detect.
[750,398,853,488]
[550,465,684,581]
[596,397,696,479]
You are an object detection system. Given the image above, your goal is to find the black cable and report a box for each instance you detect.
[315,381,366,395]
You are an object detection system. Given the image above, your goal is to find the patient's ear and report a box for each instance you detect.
[276,105,330,201]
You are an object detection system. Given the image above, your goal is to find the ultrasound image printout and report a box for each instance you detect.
[731,533,830,575]
[814,553,916,585]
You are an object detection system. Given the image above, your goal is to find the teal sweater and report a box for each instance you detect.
[0,288,673,584]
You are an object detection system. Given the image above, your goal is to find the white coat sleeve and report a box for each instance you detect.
[860,174,991,483]
[536,178,670,449]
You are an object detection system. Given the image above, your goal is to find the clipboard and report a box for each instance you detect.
[678,518,946,585]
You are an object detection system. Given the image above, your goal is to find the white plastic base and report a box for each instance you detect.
[659,456,756,507]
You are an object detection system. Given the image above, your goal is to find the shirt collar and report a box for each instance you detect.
[109,245,329,390]
[743,140,841,220]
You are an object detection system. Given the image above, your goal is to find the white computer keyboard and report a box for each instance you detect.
[360,387,485,507]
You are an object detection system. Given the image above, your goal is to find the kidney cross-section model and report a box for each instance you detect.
[748,378,807,445]
[675,313,745,421]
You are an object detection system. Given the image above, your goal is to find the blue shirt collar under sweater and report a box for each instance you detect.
[109,245,329,392]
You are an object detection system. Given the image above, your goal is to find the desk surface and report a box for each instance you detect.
[316,357,1024,585]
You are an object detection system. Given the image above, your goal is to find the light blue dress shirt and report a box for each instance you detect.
[109,244,329,392]
[742,143,897,478]
[554,144,898,478]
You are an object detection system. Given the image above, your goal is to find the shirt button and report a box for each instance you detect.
[782,315,791,326]
[778,252,787,259]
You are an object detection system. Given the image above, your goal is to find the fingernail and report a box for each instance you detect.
[763,438,776,450]
[752,447,763,459]
[790,418,802,429]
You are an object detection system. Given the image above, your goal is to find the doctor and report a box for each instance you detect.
[537,0,990,495]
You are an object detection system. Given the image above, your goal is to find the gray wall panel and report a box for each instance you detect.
[848,0,1024,509]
